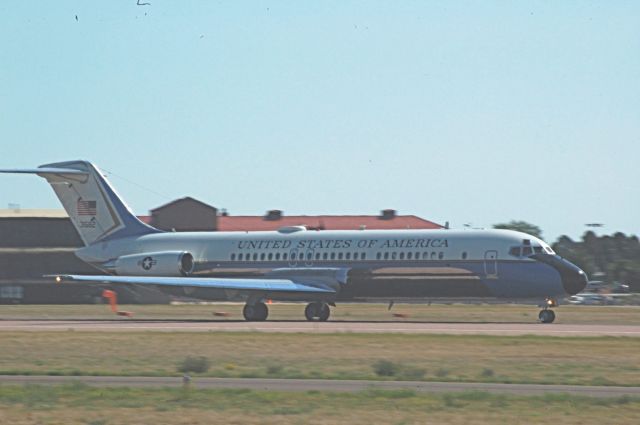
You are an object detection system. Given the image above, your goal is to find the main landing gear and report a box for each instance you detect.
[243,302,268,321]
[241,301,332,322]
[538,298,557,324]
[304,302,331,322]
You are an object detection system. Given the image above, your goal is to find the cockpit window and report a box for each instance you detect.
[510,240,554,258]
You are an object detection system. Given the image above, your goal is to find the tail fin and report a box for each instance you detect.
[0,160,162,245]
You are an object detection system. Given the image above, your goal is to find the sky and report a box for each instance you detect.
[0,1,638,243]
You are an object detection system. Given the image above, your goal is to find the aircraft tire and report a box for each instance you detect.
[242,304,253,321]
[318,303,330,322]
[254,302,268,321]
[305,302,330,321]
[243,302,269,321]
[538,309,555,324]
[304,303,318,321]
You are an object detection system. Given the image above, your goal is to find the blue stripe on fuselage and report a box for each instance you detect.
[184,259,565,300]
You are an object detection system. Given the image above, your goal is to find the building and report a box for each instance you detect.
[148,197,218,231]
[217,209,442,232]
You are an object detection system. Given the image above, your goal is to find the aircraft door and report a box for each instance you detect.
[484,250,498,278]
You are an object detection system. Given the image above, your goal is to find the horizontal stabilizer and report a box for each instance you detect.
[0,167,88,175]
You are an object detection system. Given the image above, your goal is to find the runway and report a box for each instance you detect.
[1,319,639,336]
[1,375,638,397]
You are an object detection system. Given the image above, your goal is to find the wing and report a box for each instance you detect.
[52,274,336,294]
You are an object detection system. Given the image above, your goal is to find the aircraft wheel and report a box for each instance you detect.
[305,302,330,321]
[243,304,256,321]
[304,303,318,321]
[243,302,269,321]
[538,309,556,324]
[318,303,330,322]
[254,302,268,321]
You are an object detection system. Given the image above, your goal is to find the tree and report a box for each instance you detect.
[492,220,543,239]
[552,232,640,291]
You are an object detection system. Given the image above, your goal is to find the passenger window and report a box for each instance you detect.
[353,253,359,260]
[231,253,236,261]
[291,252,296,260]
[391,252,397,260]
[338,252,343,260]
[238,253,243,261]
[438,252,444,260]
[260,253,265,261]
[323,252,328,260]
[307,252,312,260]
[362,253,367,260]
[384,252,389,260]
[283,253,288,260]
[275,253,280,260]
[315,252,321,260]
[376,252,382,260]
[407,252,412,260]
[399,252,405,260]
[462,252,467,260]
[430,252,436,260]
[423,252,428,260]
[268,253,273,261]
[346,252,351,260]
[331,252,336,260]
[253,253,258,261]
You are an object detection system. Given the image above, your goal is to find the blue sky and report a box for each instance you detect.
[1,1,638,242]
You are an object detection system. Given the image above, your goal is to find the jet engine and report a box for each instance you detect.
[114,251,195,276]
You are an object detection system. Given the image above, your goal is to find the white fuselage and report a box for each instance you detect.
[75,227,574,301]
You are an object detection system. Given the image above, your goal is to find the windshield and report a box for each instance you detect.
[509,239,555,258]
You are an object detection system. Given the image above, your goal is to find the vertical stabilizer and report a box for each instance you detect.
[0,160,162,245]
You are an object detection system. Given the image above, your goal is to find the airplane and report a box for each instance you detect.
[0,160,588,323]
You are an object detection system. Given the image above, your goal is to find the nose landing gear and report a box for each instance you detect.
[305,302,331,322]
[538,309,556,323]
[538,298,557,324]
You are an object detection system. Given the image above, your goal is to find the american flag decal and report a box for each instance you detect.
[77,199,97,216]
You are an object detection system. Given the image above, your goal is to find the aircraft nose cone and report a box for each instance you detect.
[552,256,588,295]
[532,254,588,295]
[562,266,589,295]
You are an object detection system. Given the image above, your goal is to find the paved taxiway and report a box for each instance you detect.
[1,320,639,336]
[1,375,638,397]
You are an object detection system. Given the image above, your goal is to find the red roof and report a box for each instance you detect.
[216,215,442,232]
[138,215,152,224]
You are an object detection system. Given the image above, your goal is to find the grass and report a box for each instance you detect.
[0,331,639,386]
[1,302,640,324]
[0,384,639,424]
[177,356,211,374]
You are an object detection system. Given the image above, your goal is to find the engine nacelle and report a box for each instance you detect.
[114,251,195,276]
